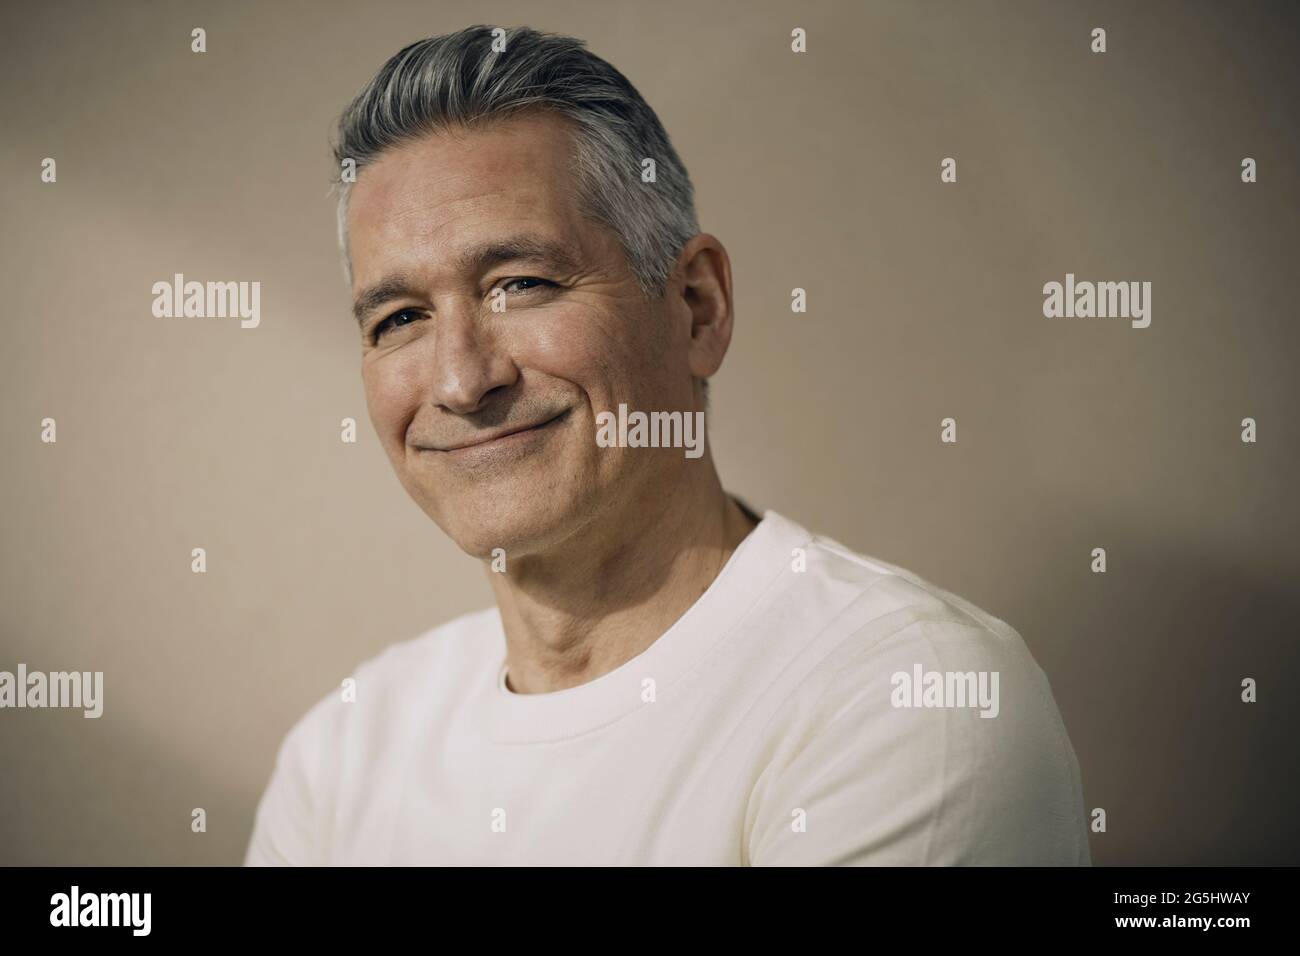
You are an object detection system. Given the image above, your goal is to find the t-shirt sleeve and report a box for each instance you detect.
[243,706,325,867]
[746,617,1090,866]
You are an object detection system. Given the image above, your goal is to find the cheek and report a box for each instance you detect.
[362,350,427,447]
[509,300,664,398]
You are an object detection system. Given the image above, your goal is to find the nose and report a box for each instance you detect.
[427,301,518,415]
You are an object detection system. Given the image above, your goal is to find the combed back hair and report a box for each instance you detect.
[331,24,700,300]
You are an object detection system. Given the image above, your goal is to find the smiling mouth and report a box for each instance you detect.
[436,409,570,455]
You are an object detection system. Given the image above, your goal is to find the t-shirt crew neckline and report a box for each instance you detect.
[485,508,806,744]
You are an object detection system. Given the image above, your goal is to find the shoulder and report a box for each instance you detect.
[750,513,1090,864]
[245,607,501,865]
[284,605,500,748]
[769,510,1052,691]
[791,515,1075,764]
[260,606,499,795]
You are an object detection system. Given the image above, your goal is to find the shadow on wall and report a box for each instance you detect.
[1022,498,1300,866]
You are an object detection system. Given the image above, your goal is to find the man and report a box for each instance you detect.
[244,24,1090,866]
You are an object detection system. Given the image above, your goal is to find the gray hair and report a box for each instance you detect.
[331,24,700,299]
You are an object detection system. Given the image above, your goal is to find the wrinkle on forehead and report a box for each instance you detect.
[346,115,598,286]
[352,115,579,215]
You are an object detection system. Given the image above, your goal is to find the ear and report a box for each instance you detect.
[673,234,734,380]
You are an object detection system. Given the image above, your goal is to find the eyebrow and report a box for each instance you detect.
[352,234,582,326]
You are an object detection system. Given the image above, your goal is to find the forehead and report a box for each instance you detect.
[346,112,587,285]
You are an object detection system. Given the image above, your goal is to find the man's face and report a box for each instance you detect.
[347,112,696,559]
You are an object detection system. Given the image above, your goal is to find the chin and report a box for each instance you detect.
[431,486,585,561]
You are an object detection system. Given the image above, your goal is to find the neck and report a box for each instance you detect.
[488,460,758,694]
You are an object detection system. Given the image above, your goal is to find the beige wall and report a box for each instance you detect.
[2,0,1297,864]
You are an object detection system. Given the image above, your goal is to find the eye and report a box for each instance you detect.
[500,277,555,295]
[372,308,424,341]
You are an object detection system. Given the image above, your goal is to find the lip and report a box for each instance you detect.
[435,409,570,456]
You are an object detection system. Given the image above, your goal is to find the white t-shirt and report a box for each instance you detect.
[244,509,1090,866]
